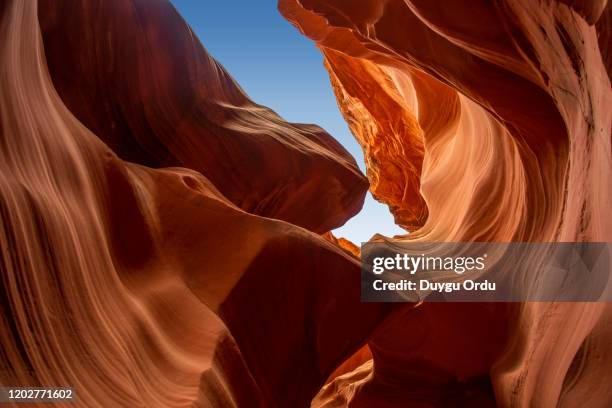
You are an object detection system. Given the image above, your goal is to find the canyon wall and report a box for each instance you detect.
[0,0,610,406]
[280,0,611,406]
[37,0,368,234]
[0,1,391,406]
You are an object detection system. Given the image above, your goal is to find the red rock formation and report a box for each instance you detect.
[37,0,368,234]
[322,51,428,229]
[0,1,392,406]
[1,0,610,406]
[280,0,611,406]
[322,231,361,257]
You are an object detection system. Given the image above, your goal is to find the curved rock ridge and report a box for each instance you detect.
[0,1,393,406]
[2,0,610,406]
[36,0,368,234]
[280,0,611,406]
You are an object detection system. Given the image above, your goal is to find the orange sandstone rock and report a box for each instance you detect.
[280,0,612,406]
[322,231,361,257]
[0,1,391,406]
[37,0,368,234]
[323,50,427,229]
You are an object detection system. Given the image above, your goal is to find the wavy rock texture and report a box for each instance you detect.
[280,0,611,406]
[37,0,368,234]
[0,1,392,407]
[2,0,611,407]
[322,53,428,229]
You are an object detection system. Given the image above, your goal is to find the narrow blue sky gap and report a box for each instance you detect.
[170,0,405,243]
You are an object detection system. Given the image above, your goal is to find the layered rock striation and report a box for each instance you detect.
[0,1,390,406]
[280,0,611,406]
[1,0,610,406]
[37,0,368,234]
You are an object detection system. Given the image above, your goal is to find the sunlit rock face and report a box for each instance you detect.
[322,51,428,230]
[0,1,392,406]
[280,0,611,406]
[37,0,368,234]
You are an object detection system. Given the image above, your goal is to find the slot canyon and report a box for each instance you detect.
[0,0,610,407]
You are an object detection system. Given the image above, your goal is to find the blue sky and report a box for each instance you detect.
[170,0,405,243]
